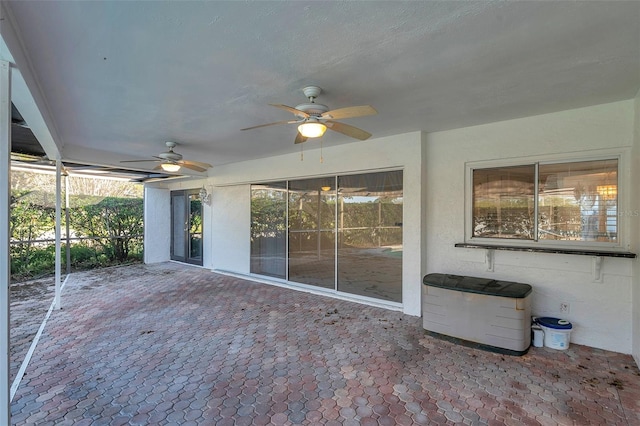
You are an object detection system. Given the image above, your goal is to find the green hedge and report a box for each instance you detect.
[10,194,144,282]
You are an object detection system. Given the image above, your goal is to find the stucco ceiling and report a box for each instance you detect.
[3,1,639,175]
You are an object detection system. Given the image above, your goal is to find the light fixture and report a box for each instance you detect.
[199,186,211,205]
[321,186,331,192]
[597,185,617,200]
[298,120,327,138]
[160,163,181,172]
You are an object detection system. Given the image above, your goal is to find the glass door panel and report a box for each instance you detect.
[171,192,186,261]
[337,171,403,302]
[288,177,336,290]
[171,190,203,266]
[189,193,203,262]
[251,182,287,279]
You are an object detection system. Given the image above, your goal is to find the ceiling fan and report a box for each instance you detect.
[241,86,377,144]
[120,141,212,173]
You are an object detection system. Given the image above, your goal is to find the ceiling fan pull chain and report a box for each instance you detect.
[300,143,304,161]
[320,139,324,163]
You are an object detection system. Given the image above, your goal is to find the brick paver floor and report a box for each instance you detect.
[10,262,640,425]
[10,275,59,385]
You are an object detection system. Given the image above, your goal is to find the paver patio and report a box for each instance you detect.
[9,262,640,425]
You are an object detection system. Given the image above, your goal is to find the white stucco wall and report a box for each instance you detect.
[424,100,636,354]
[632,94,640,366]
[143,187,171,263]
[210,184,250,274]
[208,132,424,316]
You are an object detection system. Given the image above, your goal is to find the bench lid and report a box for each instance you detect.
[423,273,532,298]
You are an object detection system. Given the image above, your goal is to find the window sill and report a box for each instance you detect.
[455,243,636,259]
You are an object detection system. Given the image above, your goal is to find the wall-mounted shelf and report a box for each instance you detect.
[455,243,636,281]
[455,243,636,258]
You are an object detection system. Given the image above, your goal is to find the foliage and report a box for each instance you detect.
[339,199,403,248]
[251,192,403,250]
[10,190,144,281]
[69,197,143,262]
[473,207,534,239]
[251,192,287,241]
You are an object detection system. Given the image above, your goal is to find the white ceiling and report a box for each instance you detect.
[3,1,639,174]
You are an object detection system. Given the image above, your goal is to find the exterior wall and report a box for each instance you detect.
[633,93,640,366]
[424,100,636,354]
[210,184,250,274]
[143,187,171,263]
[208,132,424,316]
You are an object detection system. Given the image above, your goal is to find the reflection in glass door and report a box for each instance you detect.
[288,177,336,289]
[171,190,203,266]
[337,171,403,302]
[250,182,287,278]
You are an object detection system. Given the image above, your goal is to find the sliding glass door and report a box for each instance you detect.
[249,170,403,303]
[337,171,403,302]
[288,177,336,289]
[250,182,287,279]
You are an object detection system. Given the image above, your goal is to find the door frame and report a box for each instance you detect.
[170,189,204,266]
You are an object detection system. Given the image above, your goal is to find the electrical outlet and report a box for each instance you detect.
[560,302,570,314]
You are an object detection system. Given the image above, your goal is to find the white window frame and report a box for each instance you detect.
[465,149,630,251]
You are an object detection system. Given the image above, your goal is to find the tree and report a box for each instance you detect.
[10,190,55,277]
[70,197,143,262]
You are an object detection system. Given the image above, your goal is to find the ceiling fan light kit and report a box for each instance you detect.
[160,163,181,172]
[298,120,327,138]
[241,86,377,145]
[120,141,212,173]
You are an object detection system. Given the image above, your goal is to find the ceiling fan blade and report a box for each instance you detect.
[269,104,310,118]
[321,105,377,120]
[180,162,208,173]
[294,132,308,145]
[120,159,161,163]
[142,175,185,183]
[241,120,295,131]
[181,159,212,169]
[325,120,372,140]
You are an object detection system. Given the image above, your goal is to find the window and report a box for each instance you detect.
[473,165,535,239]
[471,158,618,245]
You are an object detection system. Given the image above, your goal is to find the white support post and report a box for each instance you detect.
[65,174,70,274]
[0,59,12,426]
[54,160,62,309]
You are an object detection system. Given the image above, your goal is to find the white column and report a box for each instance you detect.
[0,59,12,426]
[65,175,70,274]
[54,160,62,309]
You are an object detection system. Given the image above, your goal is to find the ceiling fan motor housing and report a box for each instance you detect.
[158,141,183,161]
[295,86,329,119]
[158,152,182,161]
[294,103,329,119]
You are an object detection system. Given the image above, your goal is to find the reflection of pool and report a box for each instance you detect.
[383,247,403,258]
